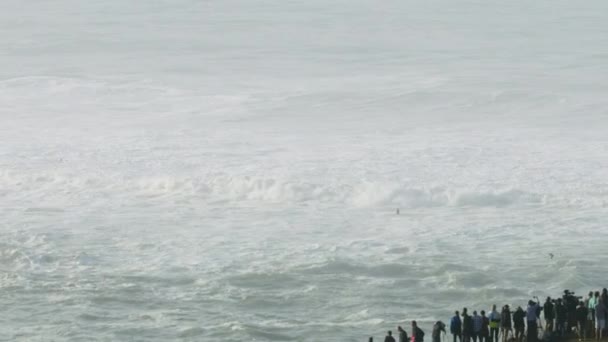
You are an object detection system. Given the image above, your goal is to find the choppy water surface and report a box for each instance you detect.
[2,0,608,340]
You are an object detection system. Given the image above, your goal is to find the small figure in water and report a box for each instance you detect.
[396,208,400,215]
[385,330,396,342]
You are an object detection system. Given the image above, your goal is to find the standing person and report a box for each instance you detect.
[481,311,490,342]
[544,297,555,332]
[577,301,589,340]
[463,308,474,342]
[473,311,483,342]
[385,331,396,342]
[535,297,544,331]
[513,306,526,342]
[588,292,599,339]
[489,305,501,342]
[555,298,567,337]
[527,298,541,342]
[501,305,513,342]
[596,296,607,341]
[398,326,409,342]
[452,311,463,342]
[412,321,425,342]
[433,321,447,342]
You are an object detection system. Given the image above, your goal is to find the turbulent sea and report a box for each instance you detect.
[2,0,608,341]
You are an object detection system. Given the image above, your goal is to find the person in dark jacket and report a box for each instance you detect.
[472,311,483,342]
[513,306,525,342]
[480,310,490,342]
[463,308,474,342]
[554,298,567,336]
[398,326,408,342]
[412,321,425,342]
[576,302,588,340]
[501,305,512,342]
[385,330,396,342]
[543,297,555,332]
[451,311,463,342]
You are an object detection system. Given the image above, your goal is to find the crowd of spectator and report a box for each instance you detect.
[369,288,608,342]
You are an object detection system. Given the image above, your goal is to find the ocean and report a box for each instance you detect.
[1,0,608,340]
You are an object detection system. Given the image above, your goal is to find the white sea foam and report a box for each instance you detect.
[2,0,608,341]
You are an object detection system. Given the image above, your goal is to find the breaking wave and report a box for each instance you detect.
[0,169,553,209]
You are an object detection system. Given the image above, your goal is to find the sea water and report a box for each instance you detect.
[1,0,608,340]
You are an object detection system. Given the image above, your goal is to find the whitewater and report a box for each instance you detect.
[1,0,608,341]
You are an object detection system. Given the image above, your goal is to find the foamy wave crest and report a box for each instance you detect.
[0,76,249,119]
[350,182,545,208]
[2,170,548,208]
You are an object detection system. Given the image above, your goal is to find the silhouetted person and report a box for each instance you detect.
[398,326,408,342]
[595,295,606,341]
[433,321,447,342]
[543,297,555,332]
[501,305,512,342]
[412,320,425,342]
[480,310,490,342]
[489,305,501,342]
[473,311,482,342]
[463,308,474,342]
[576,301,588,340]
[527,298,541,342]
[451,311,463,342]
[385,330,396,342]
[554,298,567,336]
[513,306,525,342]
